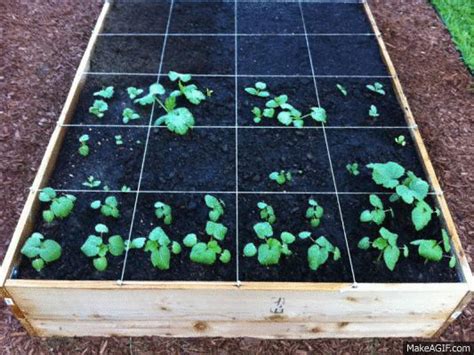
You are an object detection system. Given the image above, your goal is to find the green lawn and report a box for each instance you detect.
[431,0,473,72]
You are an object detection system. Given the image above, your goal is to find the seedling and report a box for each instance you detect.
[360,194,393,226]
[82,176,101,189]
[115,135,124,145]
[277,105,304,127]
[243,222,295,266]
[358,227,408,271]
[39,187,76,223]
[143,227,181,270]
[91,196,120,218]
[127,87,144,100]
[336,83,347,96]
[168,71,206,105]
[369,105,379,118]
[93,86,114,99]
[134,83,166,106]
[251,107,275,123]
[121,185,131,192]
[310,107,327,124]
[89,100,108,118]
[122,108,140,124]
[394,135,406,146]
[78,134,90,157]
[298,232,341,271]
[183,224,231,266]
[245,82,270,98]
[21,232,62,272]
[411,229,456,268]
[204,194,225,222]
[257,201,276,224]
[346,162,360,176]
[269,170,292,185]
[154,201,172,225]
[366,82,385,95]
[306,199,324,228]
[206,88,214,97]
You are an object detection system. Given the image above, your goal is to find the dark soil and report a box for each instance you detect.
[239,193,353,282]
[125,193,236,281]
[48,126,147,190]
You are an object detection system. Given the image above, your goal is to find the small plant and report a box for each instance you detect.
[346,162,360,176]
[78,134,90,157]
[154,201,172,225]
[257,201,276,224]
[21,232,62,272]
[310,107,327,124]
[245,82,270,98]
[91,196,120,218]
[366,82,385,95]
[134,83,165,106]
[305,199,324,228]
[82,176,101,188]
[369,105,379,118]
[204,194,225,222]
[411,229,456,268]
[394,135,406,146]
[89,100,108,118]
[298,232,341,271]
[169,72,206,105]
[39,187,76,223]
[206,88,213,97]
[121,185,131,192]
[115,135,124,145]
[127,87,144,100]
[360,194,393,226]
[183,224,231,265]
[143,227,181,270]
[269,170,292,185]
[358,227,408,271]
[336,83,347,96]
[251,106,274,123]
[243,222,296,266]
[122,108,140,124]
[93,86,114,99]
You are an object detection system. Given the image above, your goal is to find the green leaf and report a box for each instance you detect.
[127,87,144,100]
[171,241,182,254]
[379,227,398,247]
[369,105,379,118]
[81,235,103,257]
[307,244,329,271]
[134,83,165,106]
[369,195,384,209]
[449,256,456,268]
[156,107,195,135]
[93,256,108,271]
[89,100,108,118]
[373,237,388,250]
[51,196,74,218]
[168,71,192,83]
[108,235,125,256]
[39,187,56,202]
[127,237,146,249]
[403,244,409,258]
[93,86,114,99]
[333,247,341,261]
[78,145,89,156]
[243,243,257,257]
[255,82,267,90]
[263,108,275,118]
[151,246,171,270]
[412,200,433,231]
[190,242,216,265]
[298,231,312,240]
[21,233,44,258]
[42,210,55,223]
[396,173,429,204]
[371,210,386,225]
[281,232,296,244]
[32,258,45,272]
[415,239,443,261]
[442,229,451,253]
[253,222,273,239]
[366,82,385,95]
[122,108,140,123]
[358,237,371,250]
[95,224,109,234]
[207,240,222,254]
[149,227,168,243]
[39,239,62,262]
[383,245,400,271]
[245,87,258,95]
[219,249,231,264]
[277,111,293,126]
[182,84,206,105]
[205,221,228,241]
[183,233,198,248]
[360,210,373,223]
[257,243,281,266]
[310,107,327,123]
[336,84,347,96]
[367,162,405,189]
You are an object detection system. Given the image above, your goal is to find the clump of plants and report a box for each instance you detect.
[154,201,172,225]
[298,232,341,271]
[244,81,327,127]
[78,134,90,157]
[143,227,181,270]
[39,187,76,223]
[90,196,120,218]
[305,199,324,228]
[257,201,276,224]
[346,162,359,176]
[21,232,62,272]
[360,194,394,226]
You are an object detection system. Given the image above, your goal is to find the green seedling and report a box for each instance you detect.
[305,199,324,228]
[91,196,120,218]
[115,135,124,145]
[395,135,406,146]
[243,222,295,266]
[336,83,348,96]
[122,108,140,124]
[298,232,341,271]
[143,227,181,270]
[269,170,292,185]
[78,134,90,157]
[154,201,172,225]
[168,71,192,83]
[245,82,270,98]
[121,185,131,192]
[251,107,275,123]
[21,232,62,272]
[134,83,166,106]
[155,105,195,135]
[204,194,225,222]
[169,71,206,105]
[39,187,76,223]
[358,227,407,271]
[206,88,214,97]
[310,107,327,124]
[89,100,108,118]
[82,175,101,188]
[103,185,110,192]
[93,86,114,99]
[127,87,144,100]
[277,105,304,127]
[346,162,360,176]
[366,82,385,95]
[183,223,231,266]
[257,201,276,224]
[369,105,379,118]
[411,229,456,268]
[360,194,393,226]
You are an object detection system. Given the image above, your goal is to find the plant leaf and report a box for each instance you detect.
[151,246,171,270]
[383,245,400,271]
[253,222,273,239]
[243,243,257,257]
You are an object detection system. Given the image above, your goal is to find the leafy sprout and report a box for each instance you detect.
[78,134,90,157]
[21,233,62,272]
[411,229,456,268]
[168,71,206,105]
[366,82,385,95]
[310,107,327,124]
[134,83,166,106]
[298,232,341,271]
[369,105,379,118]
[122,108,140,124]
[346,162,359,176]
[89,100,108,118]
[204,194,225,222]
[360,194,393,226]
[91,196,120,218]
[245,82,270,98]
[206,88,213,97]
[257,201,276,224]
[93,86,114,99]
[154,201,172,225]
[127,87,144,100]
[121,185,131,192]
[251,107,275,123]
[82,176,101,189]
[39,187,76,223]
[143,227,181,270]
[305,199,324,228]
[394,135,406,146]
[269,170,292,185]
[168,71,192,83]
[336,83,348,96]
[115,135,124,145]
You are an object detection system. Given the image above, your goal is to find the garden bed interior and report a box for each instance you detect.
[1,0,472,338]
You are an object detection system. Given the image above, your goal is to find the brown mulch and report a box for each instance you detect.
[0,0,472,353]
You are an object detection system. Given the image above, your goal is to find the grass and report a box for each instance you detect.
[431,0,474,72]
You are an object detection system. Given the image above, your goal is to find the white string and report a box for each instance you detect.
[99,32,375,37]
[234,0,240,286]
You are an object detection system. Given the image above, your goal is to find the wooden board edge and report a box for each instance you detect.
[362,2,473,288]
[0,2,111,292]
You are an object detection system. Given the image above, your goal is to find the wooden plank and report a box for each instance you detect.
[0,2,111,290]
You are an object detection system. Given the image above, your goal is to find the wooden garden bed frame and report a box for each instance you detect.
[1,1,472,338]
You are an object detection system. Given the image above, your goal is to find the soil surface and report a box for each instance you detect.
[1,0,473,351]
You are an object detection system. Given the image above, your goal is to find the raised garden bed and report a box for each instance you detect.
[1,0,472,338]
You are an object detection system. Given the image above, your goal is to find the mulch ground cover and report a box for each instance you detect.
[1,0,472,353]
